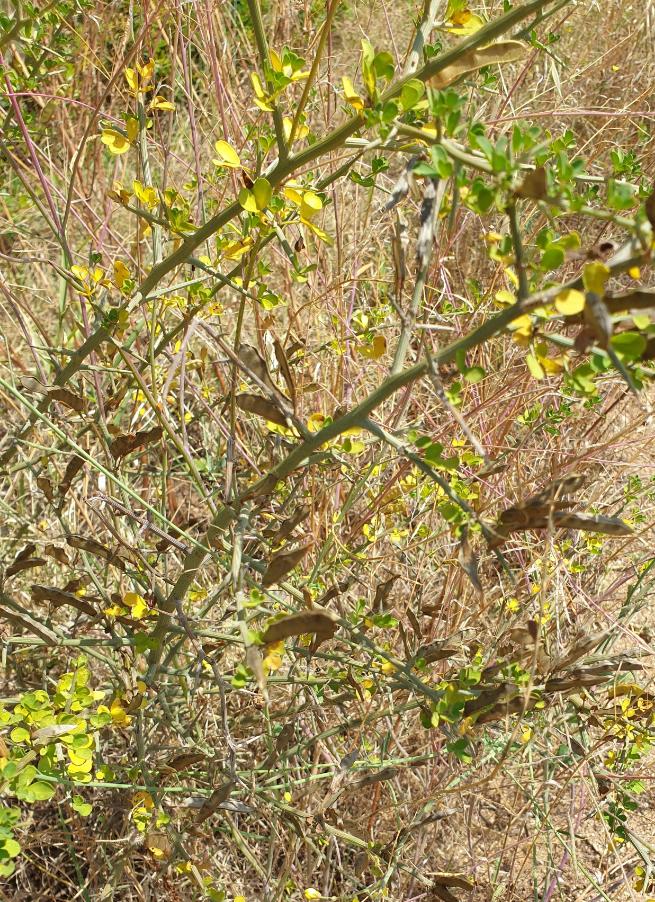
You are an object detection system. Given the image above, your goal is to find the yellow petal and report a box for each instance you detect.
[300,191,322,220]
[133,180,158,208]
[150,95,175,111]
[445,10,485,35]
[124,68,139,92]
[283,117,309,143]
[554,289,585,315]
[302,219,333,245]
[113,261,130,289]
[582,262,610,295]
[540,355,565,374]
[508,313,532,334]
[342,75,364,111]
[269,48,282,72]
[283,185,303,206]
[136,58,155,82]
[250,72,273,110]
[125,117,139,143]
[495,289,516,306]
[307,412,326,432]
[100,129,131,155]
[358,334,387,359]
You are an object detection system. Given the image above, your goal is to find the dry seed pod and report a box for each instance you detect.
[236,393,290,429]
[261,607,338,647]
[273,338,296,407]
[261,541,313,587]
[195,781,236,825]
[31,584,98,617]
[428,40,527,89]
[109,426,163,459]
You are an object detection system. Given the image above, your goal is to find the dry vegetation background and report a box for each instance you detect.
[2,0,655,900]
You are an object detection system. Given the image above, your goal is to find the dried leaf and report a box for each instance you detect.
[261,541,313,587]
[259,721,297,769]
[432,872,475,891]
[196,781,236,825]
[236,393,290,428]
[10,543,35,564]
[273,338,296,407]
[491,504,631,546]
[551,630,611,673]
[261,606,339,646]
[515,166,548,200]
[406,606,422,640]
[109,425,163,459]
[429,40,528,89]
[526,474,586,506]
[550,512,633,536]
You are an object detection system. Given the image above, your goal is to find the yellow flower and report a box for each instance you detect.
[342,75,364,111]
[100,117,138,155]
[133,180,158,209]
[150,95,175,111]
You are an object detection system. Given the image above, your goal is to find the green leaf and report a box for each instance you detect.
[607,179,637,211]
[429,145,453,179]
[26,781,56,801]
[2,839,20,858]
[16,765,36,788]
[10,726,30,743]
[373,50,394,81]
[610,331,646,360]
[399,78,424,111]
[238,188,258,213]
[361,39,376,98]
[446,738,473,763]
[463,366,485,383]
[252,177,272,211]
[71,794,92,816]
[541,246,565,271]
